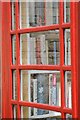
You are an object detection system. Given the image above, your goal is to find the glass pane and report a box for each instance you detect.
[11,2,16,30]
[12,35,16,64]
[64,0,70,23]
[64,29,71,65]
[12,105,17,119]
[65,71,72,108]
[12,70,17,100]
[20,70,28,101]
[19,1,59,28]
[66,114,72,119]
[20,34,28,65]
[20,30,60,65]
[21,106,61,119]
[20,70,61,107]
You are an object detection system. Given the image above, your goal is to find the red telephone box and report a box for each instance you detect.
[1,1,80,119]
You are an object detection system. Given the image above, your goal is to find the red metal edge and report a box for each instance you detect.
[2,1,11,118]
[70,2,78,119]
[0,1,2,119]
[59,1,65,118]
[1,1,79,119]
[75,1,80,119]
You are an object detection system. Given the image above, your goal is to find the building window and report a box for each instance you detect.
[20,30,60,65]
[19,1,59,28]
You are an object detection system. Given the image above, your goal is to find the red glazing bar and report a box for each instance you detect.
[10,70,13,118]
[10,25,60,34]
[18,101,62,112]
[71,2,78,118]
[76,2,80,118]
[62,23,71,28]
[10,1,16,118]
[17,25,60,34]
[10,65,72,70]
[15,1,20,118]
[59,1,65,118]
[10,30,17,35]
[0,1,2,119]
[18,65,61,70]
[62,65,72,70]
[2,2,5,118]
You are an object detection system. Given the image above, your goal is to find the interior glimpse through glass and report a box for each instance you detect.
[20,70,61,107]
[11,2,16,30]
[12,105,17,119]
[12,35,16,65]
[64,0,70,23]
[64,29,71,65]
[19,1,59,28]
[21,106,61,119]
[66,114,72,119]
[20,30,60,65]
[65,71,72,108]
[12,70,17,100]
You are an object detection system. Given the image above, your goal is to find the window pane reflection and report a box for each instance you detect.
[19,1,59,28]
[20,30,60,65]
[12,35,16,65]
[12,70,17,100]
[20,70,61,107]
[64,0,70,23]
[12,105,17,119]
[20,70,28,101]
[64,29,71,65]
[11,2,16,29]
[21,106,61,119]
[65,71,72,108]
[66,114,72,119]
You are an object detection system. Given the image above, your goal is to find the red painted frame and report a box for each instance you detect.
[1,1,80,119]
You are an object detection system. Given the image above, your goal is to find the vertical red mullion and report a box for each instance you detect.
[70,2,78,118]
[8,1,13,118]
[10,70,13,118]
[9,34,12,116]
[9,2,18,118]
[9,3,12,66]
[59,1,65,118]
[2,2,10,118]
[9,3,12,118]
[15,1,20,118]
[76,2,80,118]
[2,2,5,117]
[0,1,2,118]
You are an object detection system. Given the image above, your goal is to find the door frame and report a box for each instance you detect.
[1,1,80,119]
